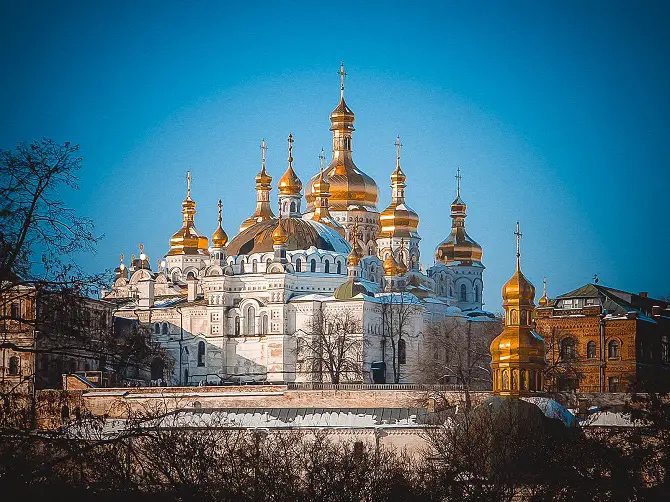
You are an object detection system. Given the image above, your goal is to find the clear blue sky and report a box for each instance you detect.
[1,1,668,307]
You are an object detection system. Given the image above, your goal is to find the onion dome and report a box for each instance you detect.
[397,246,408,277]
[240,140,276,232]
[307,150,345,234]
[167,171,210,256]
[131,244,151,270]
[114,254,129,279]
[334,278,374,300]
[226,217,351,257]
[383,252,400,277]
[272,218,289,246]
[278,133,302,195]
[538,278,549,307]
[305,63,378,211]
[211,199,229,248]
[490,222,545,397]
[435,169,483,266]
[379,138,420,239]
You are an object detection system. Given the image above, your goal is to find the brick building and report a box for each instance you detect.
[535,283,670,392]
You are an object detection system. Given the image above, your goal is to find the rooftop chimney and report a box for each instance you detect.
[639,292,648,298]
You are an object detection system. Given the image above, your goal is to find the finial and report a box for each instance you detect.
[217,199,223,225]
[119,253,125,270]
[543,277,547,296]
[287,133,294,166]
[514,221,522,269]
[261,138,267,169]
[593,273,599,284]
[338,61,347,99]
[455,168,462,197]
[319,148,325,172]
[395,136,402,169]
[186,170,192,198]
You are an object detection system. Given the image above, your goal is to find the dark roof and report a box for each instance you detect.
[557,283,669,317]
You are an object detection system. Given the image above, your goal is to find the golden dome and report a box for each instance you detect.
[502,263,536,308]
[167,171,210,256]
[305,73,378,211]
[272,218,288,246]
[490,222,545,397]
[211,199,229,248]
[278,133,302,196]
[435,187,483,265]
[538,278,549,307]
[378,147,420,239]
[383,252,400,277]
[240,146,275,232]
[226,218,351,257]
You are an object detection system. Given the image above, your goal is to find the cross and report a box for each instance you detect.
[139,243,144,253]
[186,170,192,197]
[260,139,267,168]
[543,277,547,296]
[514,221,522,260]
[338,61,347,98]
[287,133,294,164]
[119,253,124,262]
[217,199,223,224]
[319,148,325,171]
[395,136,402,167]
[455,168,462,196]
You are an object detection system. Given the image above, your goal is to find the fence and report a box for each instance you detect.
[286,382,491,392]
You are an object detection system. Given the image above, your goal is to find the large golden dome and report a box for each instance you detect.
[167,172,209,256]
[305,93,378,211]
[502,266,536,308]
[226,217,351,257]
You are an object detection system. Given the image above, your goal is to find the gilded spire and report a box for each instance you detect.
[167,171,210,256]
[455,167,462,198]
[539,277,549,307]
[514,220,522,271]
[278,133,303,195]
[211,199,229,248]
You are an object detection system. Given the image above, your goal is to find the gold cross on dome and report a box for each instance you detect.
[455,168,462,196]
[338,62,347,98]
[319,148,325,171]
[260,139,267,168]
[287,133,294,164]
[395,136,402,167]
[217,199,223,224]
[514,221,522,259]
[186,170,192,197]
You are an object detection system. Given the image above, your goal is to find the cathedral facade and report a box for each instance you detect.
[103,66,492,385]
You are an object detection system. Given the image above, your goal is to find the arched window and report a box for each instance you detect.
[154,323,160,334]
[608,376,619,392]
[184,368,189,385]
[8,356,19,376]
[460,284,467,302]
[295,259,301,272]
[510,310,519,325]
[290,201,296,213]
[337,261,342,275]
[608,340,620,359]
[150,358,164,381]
[474,285,480,303]
[398,339,407,365]
[246,306,256,335]
[520,310,528,325]
[502,370,510,390]
[560,338,576,360]
[262,314,269,334]
[161,323,168,335]
[266,258,272,268]
[197,341,206,367]
[310,259,316,272]
[449,287,453,297]
[520,369,527,390]
[587,341,597,359]
[324,261,330,273]
[662,336,669,364]
[512,369,518,390]
[10,302,19,319]
[234,316,240,336]
[529,370,537,390]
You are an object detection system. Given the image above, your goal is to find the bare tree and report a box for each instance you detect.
[421,315,501,410]
[541,326,585,392]
[295,307,364,383]
[378,292,423,384]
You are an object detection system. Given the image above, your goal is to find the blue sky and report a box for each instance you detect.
[1,1,668,307]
